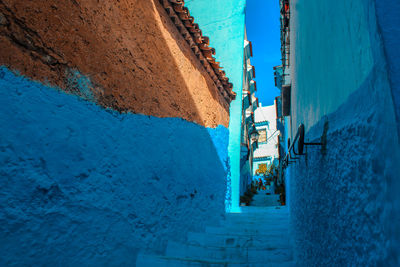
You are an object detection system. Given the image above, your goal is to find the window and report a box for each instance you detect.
[258,129,267,143]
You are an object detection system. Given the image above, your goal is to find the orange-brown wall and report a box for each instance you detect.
[0,0,229,127]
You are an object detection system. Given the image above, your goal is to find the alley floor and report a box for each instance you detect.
[136,193,293,266]
[251,190,282,207]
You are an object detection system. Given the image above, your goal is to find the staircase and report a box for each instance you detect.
[251,190,281,207]
[136,204,294,266]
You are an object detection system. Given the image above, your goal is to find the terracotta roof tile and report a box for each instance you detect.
[159,0,236,102]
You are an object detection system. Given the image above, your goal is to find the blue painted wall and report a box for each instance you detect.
[239,158,252,197]
[290,0,375,133]
[0,67,229,266]
[374,0,400,139]
[185,0,247,211]
[288,0,400,265]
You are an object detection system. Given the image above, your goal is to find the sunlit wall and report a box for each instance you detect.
[288,0,400,265]
[186,0,247,212]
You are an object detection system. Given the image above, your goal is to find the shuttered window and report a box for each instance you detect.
[258,129,267,143]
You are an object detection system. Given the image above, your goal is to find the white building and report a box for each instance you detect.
[252,102,280,176]
[240,29,259,196]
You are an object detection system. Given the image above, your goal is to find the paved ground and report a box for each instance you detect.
[251,190,281,207]
[137,196,293,266]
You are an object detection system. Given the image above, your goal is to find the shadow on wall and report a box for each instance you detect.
[0,67,229,266]
[0,0,235,209]
[374,0,400,139]
[289,65,400,266]
[0,0,229,128]
[0,1,236,264]
[288,1,400,264]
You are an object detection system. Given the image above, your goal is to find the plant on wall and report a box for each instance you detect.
[255,163,267,175]
[255,163,277,177]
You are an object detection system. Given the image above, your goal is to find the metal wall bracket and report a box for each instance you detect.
[281,123,327,169]
[297,124,324,155]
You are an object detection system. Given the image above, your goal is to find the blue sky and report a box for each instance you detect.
[245,0,281,106]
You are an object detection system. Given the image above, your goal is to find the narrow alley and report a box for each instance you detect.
[1,0,399,266]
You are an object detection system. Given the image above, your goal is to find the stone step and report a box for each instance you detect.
[220,217,289,227]
[250,202,282,207]
[137,253,295,267]
[220,220,289,228]
[223,215,289,223]
[136,253,224,267]
[252,194,280,199]
[224,211,289,218]
[226,210,289,218]
[221,212,287,219]
[187,231,292,249]
[205,225,289,236]
[228,262,295,267]
[227,209,288,214]
[251,199,281,206]
[238,206,288,212]
[165,241,293,263]
[136,205,294,266]
[228,208,287,213]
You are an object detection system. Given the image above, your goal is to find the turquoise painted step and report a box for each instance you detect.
[225,210,289,217]
[223,215,289,221]
[219,217,289,226]
[236,206,288,212]
[137,253,295,267]
[165,241,293,263]
[224,214,289,221]
[251,195,280,201]
[226,208,289,216]
[187,231,292,249]
[222,216,289,224]
[233,213,289,218]
[136,206,294,266]
[136,253,225,267]
[205,225,289,236]
[228,262,295,267]
[218,220,289,228]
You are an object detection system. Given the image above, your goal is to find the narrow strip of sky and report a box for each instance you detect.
[246,0,281,106]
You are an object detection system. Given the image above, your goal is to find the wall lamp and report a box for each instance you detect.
[249,128,260,143]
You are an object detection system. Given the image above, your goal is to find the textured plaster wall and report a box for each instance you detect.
[239,160,252,197]
[289,0,400,266]
[186,0,246,211]
[0,0,229,127]
[290,0,375,132]
[0,67,229,266]
[374,0,400,138]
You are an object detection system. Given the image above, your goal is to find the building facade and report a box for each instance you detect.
[252,103,280,176]
[239,30,258,197]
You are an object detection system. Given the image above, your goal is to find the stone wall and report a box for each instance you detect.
[0,0,229,127]
[0,2,235,265]
[0,67,229,266]
[374,0,400,138]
